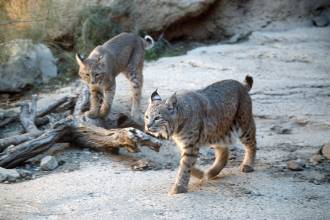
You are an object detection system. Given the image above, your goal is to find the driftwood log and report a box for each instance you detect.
[0,85,161,168]
[0,95,71,128]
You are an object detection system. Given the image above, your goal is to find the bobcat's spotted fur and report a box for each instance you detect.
[76,32,154,120]
[144,76,256,194]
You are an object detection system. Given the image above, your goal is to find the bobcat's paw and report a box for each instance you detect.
[85,110,99,119]
[240,164,254,173]
[169,184,187,195]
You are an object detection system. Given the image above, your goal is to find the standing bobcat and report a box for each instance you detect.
[144,76,256,194]
[76,32,154,120]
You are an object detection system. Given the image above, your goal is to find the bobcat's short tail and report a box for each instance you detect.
[244,75,253,91]
[144,35,154,50]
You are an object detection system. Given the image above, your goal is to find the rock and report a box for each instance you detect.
[228,32,251,44]
[312,15,329,27]
[309,154,324,166]
[17,169,33,179]
[131,159,160,171]
[321,143,330,159]
[287,160,304,171]
[0,167,20,182]
[113,0,216,32]
[270,125,292,134]
[1,0,327,42]
[40,156,59,171]
[0,39,57,92]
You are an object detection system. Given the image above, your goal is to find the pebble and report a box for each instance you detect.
[17,169,33,179]
[287,160,304,171]
[40,156,59,171]
[131,159,160,171]
[270,125,292,134]
[309,154,324,166]
[312,15,329,27]
[0,167,20,182]
[321,143,330,160]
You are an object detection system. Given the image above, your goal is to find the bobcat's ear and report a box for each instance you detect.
[75,53,85,67]
[150,89,162,103]
[166,92,177,111]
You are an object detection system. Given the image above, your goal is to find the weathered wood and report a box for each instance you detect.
[0,117,16,127]
[36,96,69,118]
[0,96,70,128]
[73,83,90,117]
[0,131,43,152]
[71,123,161,153]
[0,90,161,168]
[0,118,73,168]
[0,116,160,168]
[19,94,39,133]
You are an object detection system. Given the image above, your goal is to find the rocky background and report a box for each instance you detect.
[0,0,329,92]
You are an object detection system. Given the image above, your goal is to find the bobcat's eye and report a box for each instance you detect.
[145,115,149,119]
[154,116,160,121]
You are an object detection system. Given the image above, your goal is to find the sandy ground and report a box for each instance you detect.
[1,26,330,220]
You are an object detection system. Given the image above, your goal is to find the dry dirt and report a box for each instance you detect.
[1,26,330,220]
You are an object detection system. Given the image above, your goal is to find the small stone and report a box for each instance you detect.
[270,125,292,134]
[287,160,304,171]
[321,143,330,160]
[312,15,329,27]
[17,169,33,179]
[58,160,65,166]
[0,167,20,182]
[309,154,324,166]
[40,156,58,171]
[131,159,159,171]
[228,32,251,44]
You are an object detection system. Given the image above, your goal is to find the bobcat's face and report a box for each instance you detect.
[76,54,106,85]
[144,90,178,139]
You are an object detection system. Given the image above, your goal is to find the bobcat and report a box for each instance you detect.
[144,76,256,194]
[76,32,154,120]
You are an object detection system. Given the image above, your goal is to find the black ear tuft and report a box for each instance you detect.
[150,89,162,102]
[76,53,85,66]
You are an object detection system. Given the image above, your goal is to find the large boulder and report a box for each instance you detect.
[164,0,330,40]
[110,0,217,32]
[1,0,329,42]
[0,39,57,92]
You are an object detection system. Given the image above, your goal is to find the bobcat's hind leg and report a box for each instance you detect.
[99,80,116,118]
[239,123,256,173]
[127,63,143,122]
[206,145,229,179]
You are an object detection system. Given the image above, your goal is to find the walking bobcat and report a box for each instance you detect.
[76,32,154,120]
[144,76,256,194]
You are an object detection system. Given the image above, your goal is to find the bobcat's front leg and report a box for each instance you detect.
[99,80,116,118]
[170,144,199,195]
[86,85,100,118]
